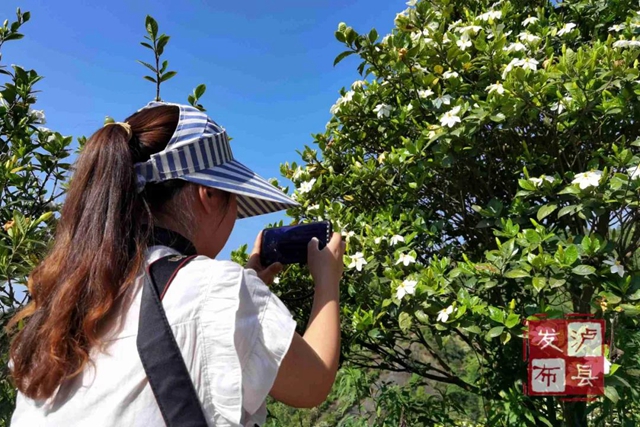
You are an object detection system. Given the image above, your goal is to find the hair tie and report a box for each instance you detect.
[105,122,133,140]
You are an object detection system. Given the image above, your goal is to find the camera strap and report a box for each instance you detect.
[136,227,208,427]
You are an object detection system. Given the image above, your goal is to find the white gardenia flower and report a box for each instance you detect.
[433,94,453,108]
[557,23,577,37]
[418,89,434,98]
[613,39,640,48]
[440,106,462,128]
[613,40,631,48]
[521,57,539,71]
[456,25,483,35]
[342,230,356,240]
[381,35,391,45]
[518,32,541,43]
[447,19,462,31]
[550,96,572,114]
[486,82,505,95]
[374,237,383,244]
[406,0,417,6]
[609,24,625,32]
[413,64,429,74]
[374,103,393,119]
[603,257,625,277]
[478,10,502,22]
[352,80,366,89]
[299,178,316,194]
[502,58,524,78]
[273,277,280,285]
[342,90,355,103]
[292,166,305,180]
[529,175,555,186]
[395,10,410,23]
[523,16,539,27]
[396,253,416,266]
[411,29,431,44]
[443,70,460,79]
[390,235,405,246]
[442,33,451,44]
[436,305,455,323]
[396,279,417,300]
[348,252,368,271]
[627,165,640,180]
[307,204,320,211]
[456,35,472,50]
[572,170,603,189]
[30,109,46,124]
[503,42,527,53]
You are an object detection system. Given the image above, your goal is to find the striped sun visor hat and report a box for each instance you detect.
[133,101,298,219]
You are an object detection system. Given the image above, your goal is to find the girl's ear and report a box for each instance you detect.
[197,185,215,214]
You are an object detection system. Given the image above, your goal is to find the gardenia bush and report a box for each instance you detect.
[261,0,640,424]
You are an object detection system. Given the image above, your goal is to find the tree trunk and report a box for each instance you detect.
[563,401,587,427]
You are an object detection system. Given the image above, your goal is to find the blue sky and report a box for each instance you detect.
[0,0,403,259]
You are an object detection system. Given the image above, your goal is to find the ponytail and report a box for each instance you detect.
[8,106,180,399]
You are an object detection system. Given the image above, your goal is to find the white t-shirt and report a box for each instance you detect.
[11,245,298,426]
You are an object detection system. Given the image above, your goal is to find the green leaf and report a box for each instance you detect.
[532,277,547,292]
[160,60,168,74]
[335,30,346,43]
[463,325,482,334]
[537,204,557,221]
[505,269,530,279]
[609,364,620,376]
[619,304,640,316]
[557,205,578,218]
[334,50,355,67]
[523,229,541,246]
[145,15,159,39]
[564,245,579,265]
[414,310,429,323]
[157,34,170,55]
[195,83,206,99]
[144,76,157,83]
[137,60,157,73]
[345,28,356,44]
[604,386,620,404]
[627,289,640,301]
[4,33,23,41]
[140,41,154,50]
[399,311,412,332]
[486,326,504,339]
[600,292,622,304]
[518,179,536,191]
[500,331,512,344]
[160,71,177,82]
[572,265,596,276]
[368,328,381,339]
[549,278,566,288]
[505,313,520,328]
[488,306,505,323]
[368,28,378,43]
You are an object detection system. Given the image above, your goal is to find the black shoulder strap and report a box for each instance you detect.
[136,254,208,427]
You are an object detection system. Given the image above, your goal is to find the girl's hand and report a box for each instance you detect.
[245,232,283,285]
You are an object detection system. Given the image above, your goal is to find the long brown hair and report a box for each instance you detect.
[8,105,188,399]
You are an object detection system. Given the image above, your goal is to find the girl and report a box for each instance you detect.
[9,101,345,426]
